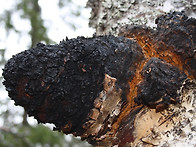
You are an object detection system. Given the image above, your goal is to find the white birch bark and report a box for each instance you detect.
[87,0,196,35]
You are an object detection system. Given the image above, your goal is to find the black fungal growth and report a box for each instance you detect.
[3,12,195,145]
[155,11,196,77]
[3,35,143,135]
[135,58,187,111]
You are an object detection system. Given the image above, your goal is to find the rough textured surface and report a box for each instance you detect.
[135,57,187,111]
[87,0,196,35]
[119,11,196,78]
[3,35,143,136]
[132,80,196,147]
[2,12,196,146]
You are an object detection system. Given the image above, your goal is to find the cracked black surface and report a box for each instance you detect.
[3,35,143,135]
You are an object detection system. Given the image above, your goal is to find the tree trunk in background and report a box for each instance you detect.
[87,0,196,35]
[87,0,196,146]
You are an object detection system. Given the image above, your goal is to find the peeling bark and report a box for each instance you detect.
[2,10,196,147]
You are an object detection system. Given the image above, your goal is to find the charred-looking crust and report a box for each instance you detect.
[2,11,196,146]
[155,12,196,75]
[134,58,187,111]
[119,11,196,78]
[3,35,143,135]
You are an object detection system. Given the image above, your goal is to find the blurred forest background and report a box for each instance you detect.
[0,0,93,146]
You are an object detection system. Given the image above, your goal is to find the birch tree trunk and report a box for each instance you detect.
[87,0,196,35]
[86,0,196,146]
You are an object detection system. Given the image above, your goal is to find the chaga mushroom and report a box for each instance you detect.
[134,57,186,111]
[2,12,196,146]
[3,36,144,136]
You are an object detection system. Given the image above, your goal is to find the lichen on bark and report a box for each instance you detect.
[87,0,196,35]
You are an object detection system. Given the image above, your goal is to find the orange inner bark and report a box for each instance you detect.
[111,32,192,134]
